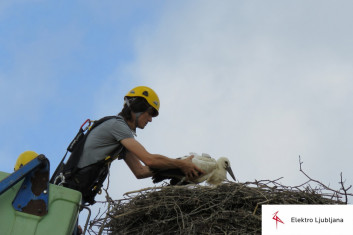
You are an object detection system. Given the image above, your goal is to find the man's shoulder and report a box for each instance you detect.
[97,115,123,125]
[102,116,133,135]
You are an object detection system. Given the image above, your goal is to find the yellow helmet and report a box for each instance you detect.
[14,151,39,171]
[125,86,160,116]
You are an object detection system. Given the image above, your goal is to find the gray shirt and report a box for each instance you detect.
[77,116,134,168]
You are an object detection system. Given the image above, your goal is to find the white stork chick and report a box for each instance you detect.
[152,153,236,185]
[206,157,235,185]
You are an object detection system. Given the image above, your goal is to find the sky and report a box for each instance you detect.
[1,0,353,231]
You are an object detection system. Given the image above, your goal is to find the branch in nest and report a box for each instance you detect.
[298,155,353,204]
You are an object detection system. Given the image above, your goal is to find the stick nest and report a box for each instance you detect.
[90,180,343,235]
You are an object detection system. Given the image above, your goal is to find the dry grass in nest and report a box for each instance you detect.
[89,179,343,235]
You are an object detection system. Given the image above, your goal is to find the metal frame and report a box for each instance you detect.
[0,155,50,216]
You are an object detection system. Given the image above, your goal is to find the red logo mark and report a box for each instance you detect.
[272,211,284,229]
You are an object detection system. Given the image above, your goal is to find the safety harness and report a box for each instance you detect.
[50,116,126,205]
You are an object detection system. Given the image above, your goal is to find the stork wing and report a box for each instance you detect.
[151,168,185,184]
[201,153,211,158]
[190,157,217,183]
[196,155,216,163]
[192,156,217,172]
[182,153,216,163]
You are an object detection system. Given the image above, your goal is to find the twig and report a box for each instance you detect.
[339,172,352,204]
[299,156,353,203]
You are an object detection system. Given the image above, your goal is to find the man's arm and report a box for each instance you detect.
[123,151,153,179]
[121,138,204,179]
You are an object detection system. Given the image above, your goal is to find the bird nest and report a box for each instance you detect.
[89,179,345,235]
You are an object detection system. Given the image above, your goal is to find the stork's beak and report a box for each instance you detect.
[226,166,236,181]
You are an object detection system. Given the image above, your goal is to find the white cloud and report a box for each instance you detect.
[131,1,353,185]
[78,0,353,227]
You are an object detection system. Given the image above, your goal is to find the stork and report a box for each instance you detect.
[152,153,236,185]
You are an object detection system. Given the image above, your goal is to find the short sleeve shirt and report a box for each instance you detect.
[77,116,134,168]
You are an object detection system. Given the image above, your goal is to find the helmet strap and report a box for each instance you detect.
[134,112,143,129]
[124,96,146,132]
[124,97,132,107]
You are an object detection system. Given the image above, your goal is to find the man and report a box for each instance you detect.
[64,86,203,205]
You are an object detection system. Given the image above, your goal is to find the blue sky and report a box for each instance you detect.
[1,0,353,230]
[0,0,164,170]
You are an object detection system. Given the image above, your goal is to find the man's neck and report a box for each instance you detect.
[126,119,136,131]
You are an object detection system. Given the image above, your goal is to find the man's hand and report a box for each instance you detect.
[181,155,205,180]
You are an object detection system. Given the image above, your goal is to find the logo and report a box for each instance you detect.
[272,211,284,229]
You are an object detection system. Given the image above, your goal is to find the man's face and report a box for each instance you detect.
[137,109,154,129]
